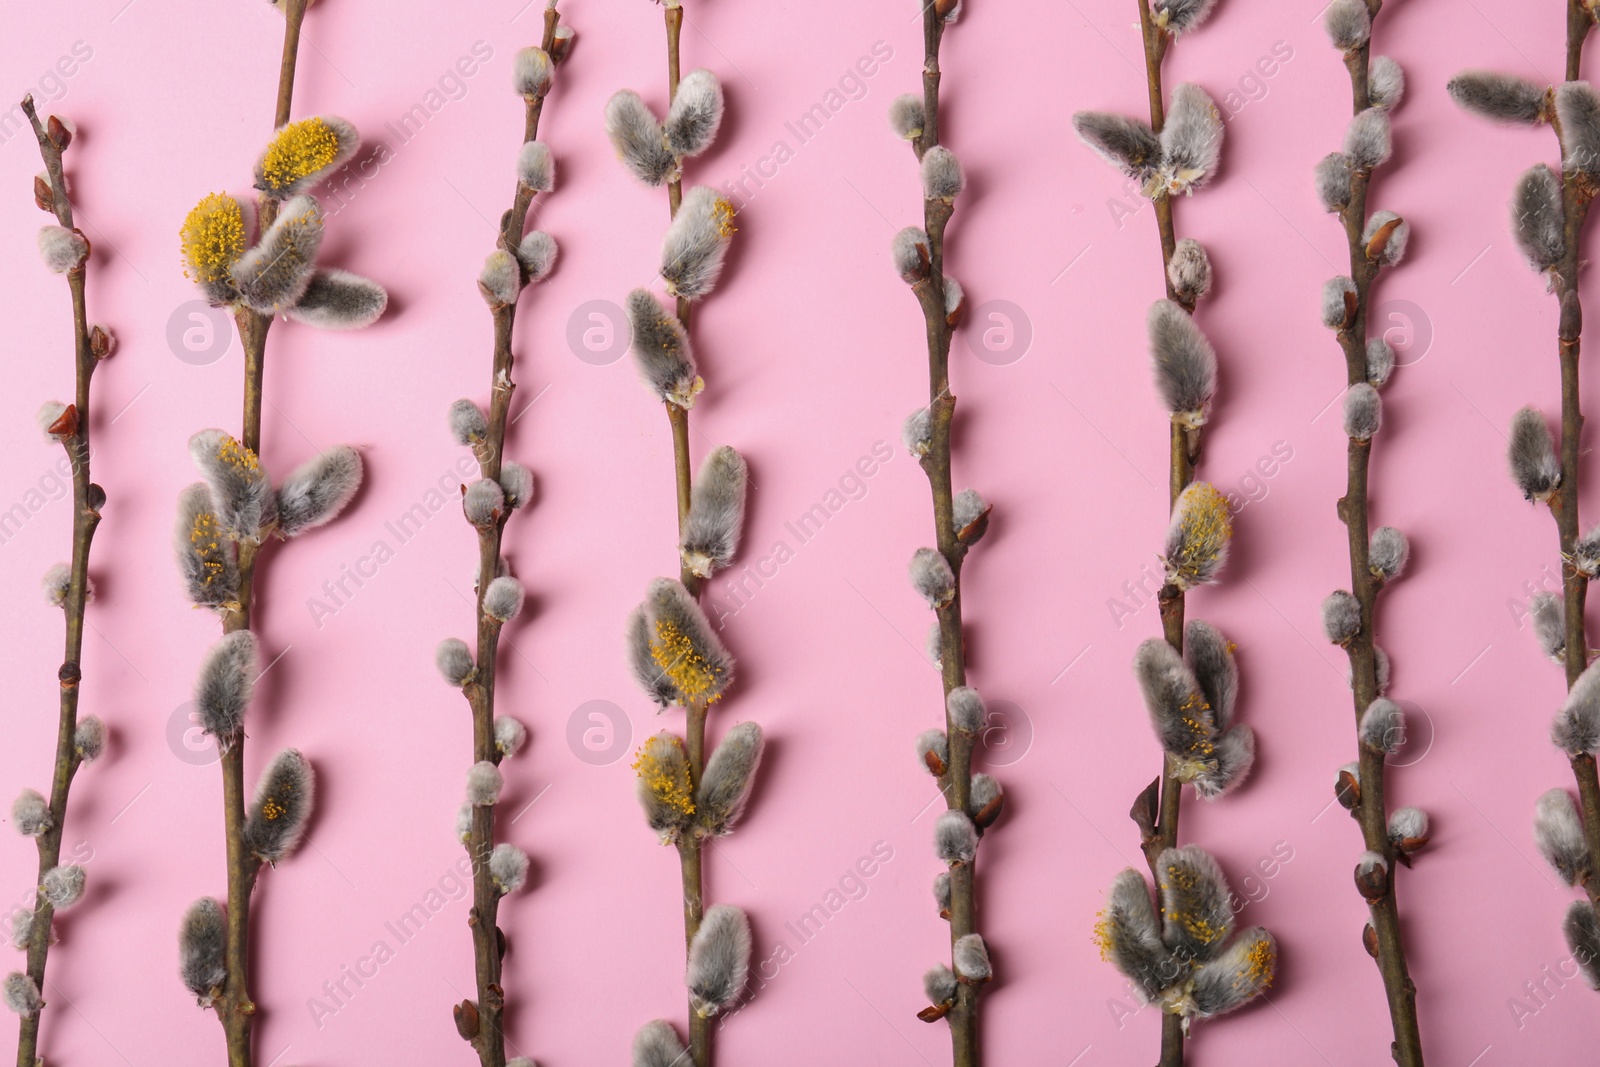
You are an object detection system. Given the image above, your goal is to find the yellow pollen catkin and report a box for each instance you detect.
[713,197,738,239]
[189,511,225,586]
[261,798,285,821]
[1163,862,1224,947]
[650,618,724,702]
[632,744,695,817]
[259,117,343,192]
[179,193,245,284]
[215,435,260,474]
[1091,912,1115,962]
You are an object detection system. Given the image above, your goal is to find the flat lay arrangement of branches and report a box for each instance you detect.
[433,6,574,1066]
[1450,0,1600,1009]
[606,3,761,1065]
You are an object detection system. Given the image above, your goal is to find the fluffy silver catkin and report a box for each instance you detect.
[235,195,324,313]
[1343,108,1392,171]
[1512,163,1564,273]
[953,933,991,981]
[1315,152,1354,213]
[513,46,552,97]
[1157,845,1233,963]
[1072,111,1161,184]
[1184,620,1237,730]
[285,268,388,329]
[467,761,503,807]
[500,462,534,509]
[1558,82,1600,176]
[643,577,735,702]
[1555,661,1600,756]
[463,477,505,526]
[1366,337,1395,387]
[1154,0,1219,34]
[605,90,675,187]
[12,790,51,838]
[517,140,555,193]
[924,963,957,1005]
[479,249,522,307]
[1360,697,1405,754]
[666,69,724,158]
[1363,210,1409,266]
[626,289,701,407]
[1192,724,1256,800]
[892,227,932,283]
[1578,523,1600,577]
[245,748,314,863]
[3,973,42,1016]
[916,729,950,776]
[8,910,32,951]
[968,773,1003,823]
[1368,525,1409,581]
[934,810,978,866]
[489,843,529,894]
[1324,0,1370,51]
[1148,298,1216,419]
[436,638,475,686]
[37,225,87,273]
[1537,788,1592,886]
[686,904,751,1017]
[1389,806,1428,844]
[74,716,105,762]
[276,446,362,537]
[1343,383,1382,440]
[888,94,925,140]
[933,871,952,915]
[1531,591,1566,662]
[41,563,73,607]
[661,186,734,300]
[1565,901,1600,988]
[1321,275,1357,329]
[909,547,956,608]
[1509,406,1561,502]
[1134,638,1215,771]
[1322,590,1362,645]
[253,116,358,198]
[681,446,747,578]
[945,274,965,316]
[1167,238,1212,304]
[626,607,677,707]
[518,231,558,283]
[455,803,473,842]
[179,897,227,1004]
[921,145,964,201]
[483,576,526,623]
[195,630,258,745]
[41,865,85,909]
[636,732,694,842]
[1369,56,1405,110]
[1448,71,1549,125]
[903,407,933,457]
[449,399,489,446]
[697,721,764,836]
[1191,927,1276,1017]
[947,686,985,735]
[1158,83,1223,195]
[1164,482,1231,589]
[631,1020,688,1067]
[1100,868,1174,999]
[190,429,274,540]
[494,716,527,758]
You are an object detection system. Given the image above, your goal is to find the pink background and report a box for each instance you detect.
[0,0,1594,1062]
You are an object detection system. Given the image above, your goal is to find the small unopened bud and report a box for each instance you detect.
[47,115,73,151]
[89,324,115,359]
[1354,851,1387,902]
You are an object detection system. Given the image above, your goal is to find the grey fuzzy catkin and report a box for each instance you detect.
[631,1020,688,1067]
[643,577,735,702]
[495,716,527,758]
[1389,806,1428,844]
[902,407,933,457]
[518,231,558,283]
[681,446,747,578]
[1369,56,1405,110]
[605,90,675,187]
[924,963,957,1005]
[969,773,1003,823]
[516,140,555,193]
[1100,868,1173,999]
[74,716,105,762]
[1315,152,1354,212]
[1322,590,1362,645]
[636,732,694,842]
[665,69,724,158]
[1368,526,1409,581]
[253,116,358,197]
[889,94,925,140]
[952,488,989,541]
[1360,697,1405,754]
[1558,82,1600,176]
[478,249,522,307]
[1323,0,1370,51]
[1531,591,1566,662]
[933,871,952,916]
[3,973,41,1016]
[1184,620,1237,730]
[9,910,33,951]
[1193,724,1255,800]
[190,429,274,540]
[245,748,314,864]
[1343,383,1382,440]
[41,865,85,909]
[944,276,965,318]
[1072,111,1161,185]
[1158,84,1223,195]
[489,843,529,894]
[916,729,950,776]
[1536,788,1591,887]
[1577,522,1600,577]
[286,268,388,329]
[1374,645,1391,695]
[1153,0,1218,34]
[953,933,991,981]
[500,462,534,510]
[37,225,87,273]
[947,686,985,735]
[1363,210,1409,266]
[1321,276,1357,329]
[195,630,258,746]
[1134,639,1215,772]
[1366,337,1395,387]
[697,721,764,836]
[276,446,362,537]
[1555,661,1600,756]
[1164,482,1231,589]
[921,145,965,201]
[909,547,956,608]
[892,227,931,283]
[686,904,751,1017]
[41,563,73,607]
[449,399,489,446]
[1191,927,1276,1017]
[36,401,68,441]
[1343,108,1391,171]
[1566,901,1600,988]
[1448,71,1549,125]
[179,897,227,1005]
[1157,845,1233,963]
[1509,406,1561,502]
[467,761,503,807]
[661,186,733,300]
[626,607,676,707]
[235,195,324,313]
[1167,238,1212,304]
[12,790,51,838]
[626,289,701,408]
[436,638,475,687]
[1148,298,1216,419]
[455,804,473,841]
[1513,163,1565,273]
[927,623,942,669]
[934,810,978,866]
[483,576,525,623]
[463,478,505,526]
[512,46,552,97]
